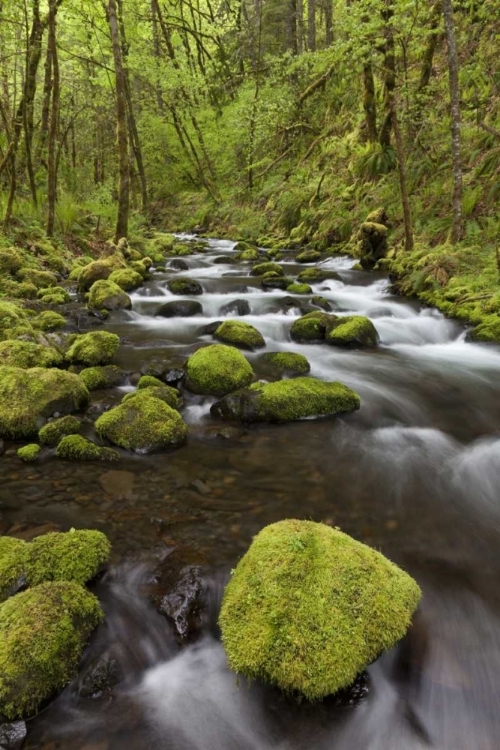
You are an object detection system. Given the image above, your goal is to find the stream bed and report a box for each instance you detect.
[2,237,500,749]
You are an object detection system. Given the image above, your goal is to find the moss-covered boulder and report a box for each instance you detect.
[0,537,27,602]
[17,444,41,462]
[326,316,379,348]
[95,394,188,453]
[33,311,66,331]
[264,352,311,375]
[0,248,23,275]
[25,530,111,586]
[251,262,283,277]
[17,268,58,289]
[290,311,338,342]
[0,367,89,439]
[123,384,181,410]
[0,340,63,369]
[219,520,421,700]
[297,268,342,283]
[466,316,500,343]
[66,331,120,366]
[38,286,71,305]
[167,278,203,295]
[287,283,312,295]
[0,301,33,340]
[357,221,388,269]
[78,257,125,292]
[108,268,143,291]
[185,344,254,396]
[311,296,334,311]
[39,415,81,446]
[129,258,152,279]
[56,435,119,461]
[87,279,132,312]
[78,365,126,391]
[211,377,360,423]
[261,276,295,290]
[214,320,265,350]
[296,249,321,263]
[236,247,260,262]
[0,582,103,719]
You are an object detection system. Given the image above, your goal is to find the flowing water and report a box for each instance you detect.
[2,238,500,749]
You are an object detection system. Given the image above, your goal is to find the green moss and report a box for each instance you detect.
[211,377,360,423]
[167,278,203,295]
[123,384,181,410]
[326,315,379,348]
[296,249,321,263]
[68,265,85,281]
[78,257,126,292]
[56,434,120,461]
[78,365,126,391]
[39,415,81,446]
[108,268,144,291]
[286,283,312,295]
[0,301,33,341]
[17,268,58,289]
[356,222,388,268]
[290,311,338,342]
[214,320,265,350]
[261,276,295,290]
[150,233,175,253]
[129,259,152,279]
[0,537,27,602]
[186,344,254,396]
[467,316,500,342]
[87,279,131,311]
[219,520,421,701]
[251,262,284,277]
[17,444,41,462]
[0,249,23,275]
[25,530,111,586]
[38,286,71,305]
[0,367,89,439]
[264,351,311,375]
[137,375,164,389]
[66,331,120,366]
[0,340,63,369]
[311,296,333,311]
[95,394,189,453]
[0,582,103,719]
[33,311,66,331]
[237,248,261,261]
[296,268,342,283]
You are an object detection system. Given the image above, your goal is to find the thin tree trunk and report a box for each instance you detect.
[287,0,298,54]
[418,1,442,92]
[390,93,414,251]
[362,63,378,142]
[108,0,130,242]
[442,0,463,243]
[35,37,52,166]
[46,0,60,236]
[307,0,316,51]
[324,0,333,46]
[379,1,396,149]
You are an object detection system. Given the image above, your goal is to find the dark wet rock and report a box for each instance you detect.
[261,277,294,290]
[140,360,173,379]
[78,657,121,698]
[0,720,27,750]
[65,306,109,332]
[168,259,189,271]
[203,425,246,440]
[149,548,209,641]
[0,440,4,456]
[166,278,203,296]
[212,256,230,264]
[272,296,309,315]
[156,300,203,318]
[311,295,334,311]
[220,299,251,316]
[199,320,223,336]
[165,369,185,386]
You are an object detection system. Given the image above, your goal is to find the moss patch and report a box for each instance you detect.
[66,331,120,366]
[123,384,181,410]
[466,316,500,342]
[219,519,421,700]
[33,311,66,331]
[251,262,284,277]
[214,320,265,350]
[56,434,120,461]
[290,311,338,342]
[326,316,379,348]
[0,301,34,341]
[108,268,144,291]
[78,257,126,292]
[0,340,63,369]
[87,279,132,311]
[264,351,311,375]
[78,365,126,391]
[25,530,111,586]
[39,415,81,446]
[18,268,58,289]
[287,283,312,295]
[296,249,321,263]
[38,286,71,305]
[17,444,41,462]
[185,344,254,396]
[0,537,27,603]
[297,268,342,283]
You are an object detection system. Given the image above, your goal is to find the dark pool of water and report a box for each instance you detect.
[2,238,500,749]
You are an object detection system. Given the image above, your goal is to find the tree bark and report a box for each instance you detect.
[442,0,463,243]
[390,93,414,251]
[46,0,60,236]
[108,0,130,242]
[324,0,333,46]
[379,0,396,149]
[307,0,316,51]
[362,63,378,142]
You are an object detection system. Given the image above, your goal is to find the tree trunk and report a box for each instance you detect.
[324,0,333,46]
[46,0,60,236]
[307,0,316,51]
[108,0,130,242]
[379,1,396,149]
[287,0,298,54]
[442,0,463,243]
[362,63,378,142]
[390,93,414,251]
[36,39,52,167]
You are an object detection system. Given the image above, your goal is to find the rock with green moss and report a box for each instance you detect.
[167,278,203,295]
[357,222,388,269]
[251,262,284,277]
[219,519,421,701]
[0,340,63,369]
[297,268,342,283]
[87,279,132,311]
[78,257,125,292]
[296,249,321,263]
[287,283,312,295]
[0,582,103,719]
[0,249,23,275]
[17,268,58,289]
[326,315,379,348]
[212,377,359,423]
[25,529,111,585]
[264,352,311,375]
[185,344,254,396]
[17,444,41,462]
[33,311,66,331]
[68,265,85,282]
[108,268,144,291]
[66,331,120,366]
[138,375,164,389]
[0,367,89,439]
[261,277,294,290]
[79,365,126,391]
[129,259,152,279]
[56,434,119,461]
[0,537,27,602]
[123,384,181,410]
[214,320,265,350]
[236,247,261,262]
[95,394,188,453]
[311,296,334,311]
[39,415,81,446]
[6,280,39,300]
[0,301,34,340]
[150,233,175,254]
[290,311,338,342]
[466,316,500,343]
[38,286,71,305]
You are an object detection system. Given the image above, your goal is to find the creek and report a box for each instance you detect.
[2,237,500,749]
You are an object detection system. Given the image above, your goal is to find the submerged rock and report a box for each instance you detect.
[78,657,121,699]
[211,377,360,423]
[66,331,120,366]
[0,582,103,719]
[167,278,203,295]
[156,300,203,318]
[219,519,421,700]
[214,320,265,350]
[185,344,254,396]
[168,258,189,271]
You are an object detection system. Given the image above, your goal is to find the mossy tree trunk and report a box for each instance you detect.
[363,63,378,142]
[442,0,463,243]
[46,0,60,237]
[379,0,396,150]
[307,0,316,51]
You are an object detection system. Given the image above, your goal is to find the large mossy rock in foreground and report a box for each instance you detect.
[0,582,103,719]
[0,367,89,439]
[211,377,360,423]
[185,344,254,396]
[219,520,421,701]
